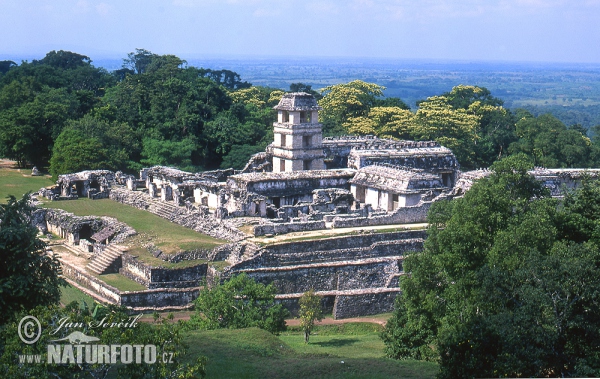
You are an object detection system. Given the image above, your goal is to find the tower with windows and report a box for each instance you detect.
[272,92,325,172]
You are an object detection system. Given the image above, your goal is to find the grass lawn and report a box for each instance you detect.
[0,166,53,202]
[41,198,226,258]
[60,283,96,308]
[0,165,226,256]
[183,326,438,379]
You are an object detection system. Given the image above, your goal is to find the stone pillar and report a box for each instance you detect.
[161,185,173,201]
[173,187,182,206]
[148,183,157,198]
[126,177,137,191]
[259,200,267,217]
[61,182,71,197]
[139,168,149,181]
[82,180,90,197]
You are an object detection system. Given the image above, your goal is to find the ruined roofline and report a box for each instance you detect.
[367,162,426,173]
[58,170,115,181]
[459,169,492,180]
[349,146,454,156]
[323,135,378,141]
[529,168,600,178]
[349,165,444,193]
[144,165,198,178]
[323,135,441,149]
[229,169,355,183]
[461,168,600,181]
[273,92,322,111]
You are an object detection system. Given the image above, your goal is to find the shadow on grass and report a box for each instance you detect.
[312,338,360,347]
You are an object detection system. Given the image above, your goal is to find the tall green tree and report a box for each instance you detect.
[190,273,288,335]
[510,111,597,167]
[0,61,16,75]
[49,129,111,178]
[411,95,481,167]
[0,195,64,324]
[319,80,386,135]
[382,154,600,377]
[298,289,323,343]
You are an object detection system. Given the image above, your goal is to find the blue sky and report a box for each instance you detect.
[1,0,599,63]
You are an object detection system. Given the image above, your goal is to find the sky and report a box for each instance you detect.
[1,0,600,64]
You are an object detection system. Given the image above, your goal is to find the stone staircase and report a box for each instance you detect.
[225,242,261,265]
[148,201,181,220]
[87,245,126,275]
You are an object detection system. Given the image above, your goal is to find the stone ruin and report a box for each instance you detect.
[32,92,600,317]
[454,168,600,197]
[40,170,114,200]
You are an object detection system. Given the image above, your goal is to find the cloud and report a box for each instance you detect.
[95,3,111,16]
[74,0,91,13]
[253,7,281,17]
[306,1,339,14]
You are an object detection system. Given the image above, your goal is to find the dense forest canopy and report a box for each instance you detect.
[1,50,599,177]
[382,155,600,377]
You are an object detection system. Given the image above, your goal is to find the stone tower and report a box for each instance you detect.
[272,92,325,172]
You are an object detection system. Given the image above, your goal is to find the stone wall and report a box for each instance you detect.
[332,202,432,228]
[256,230,425,255]
[237,258,401,294]
[120,287,199,310]
[274,288,400,319]
[62,259,198,310]
[61,261,121,304]
[223,230,424,318]
[234,238,421,269]
[120,254,207,289]
[333,290,400,319]
[253,220,326,236]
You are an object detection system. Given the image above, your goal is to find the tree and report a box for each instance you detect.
[190,273,288,335]
[382,154,600,377]
[298,289,323,343]
[221,144,264,169]
[140,137,196,172]
[319,80,386,135]
[0,61,16,75]
[510,111,597,168]
[122,48,156,74]
[0,194,64,324]
[411,95,481,167]
[0,303,207,378]
[289,83,322,100]
[0,84,78,167]
[346,106,414,139]
[441,84,503,109]
[37,50,91,70]
[49,129,111,178]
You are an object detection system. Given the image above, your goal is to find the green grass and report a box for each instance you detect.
[41,197,226,254]
[60,283,96,308]
[96,273,147,292]
[126,245,208,269]
[182,326,438,379]
[281,323,386,360]
[0,165,225,255]
[0,166,53,202]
